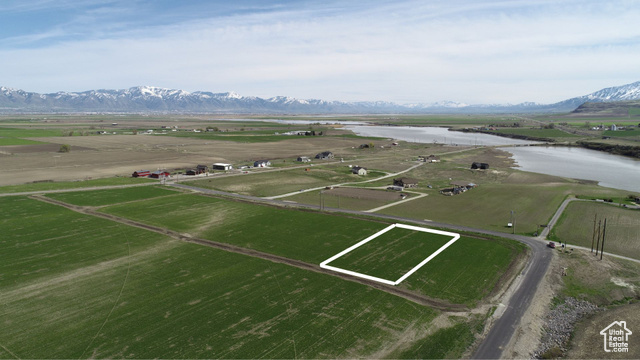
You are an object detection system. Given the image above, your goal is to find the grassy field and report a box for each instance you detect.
[1,196,455,358]
[0,177,154,194]
[284,188,402,211]
[100,193,523,304]
[0,127,65,138]
[379,183,571,235]
[0,137,46,146]
[550,201,640,259]
[326,227,454,281]
[45,186,182,206]
[189,165,379,197]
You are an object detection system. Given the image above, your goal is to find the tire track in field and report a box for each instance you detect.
[79,232,132,359]
[29,195,468,312]
[0,343,20,360]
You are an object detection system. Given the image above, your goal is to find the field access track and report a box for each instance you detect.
[30,194,467,311]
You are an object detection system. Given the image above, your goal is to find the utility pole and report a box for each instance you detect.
[591,213,597,253]
[510,210,516,234]
[595,220,602,256]
[600,218,607,261]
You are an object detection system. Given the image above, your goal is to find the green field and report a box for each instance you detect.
[326,227,453,280]
[602,128,640,138]
[379,183,570,235]
[0,137,46,146]
[285,188,402,211]
[550,201,640,259]
[45,186,181,206]
[0,177,154,194]
[0,127,65,138]
[1,196,451,358]
[100,193,523,304]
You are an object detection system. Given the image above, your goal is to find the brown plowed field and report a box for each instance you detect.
[0,135,367,186]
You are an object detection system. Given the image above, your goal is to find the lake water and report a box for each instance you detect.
[345,125,640,192]
[501,146,640,192]
[344,125,536,146]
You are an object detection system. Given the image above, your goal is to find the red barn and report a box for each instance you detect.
[132,170,151,177]
[150,170,170,178]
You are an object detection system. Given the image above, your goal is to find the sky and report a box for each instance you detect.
[1,0,639,104]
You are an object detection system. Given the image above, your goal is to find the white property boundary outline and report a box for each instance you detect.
[320,224,460,286]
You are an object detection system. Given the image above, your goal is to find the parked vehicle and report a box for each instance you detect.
[547,242,556,249]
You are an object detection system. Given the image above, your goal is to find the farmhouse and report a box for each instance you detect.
[352,166,367,175]
[254,160,271,167]
[471,162,490,170]
[315,151,334,160]
[441,181,477,196]
[451,181,477,189]
[425,155,441,163]
[132,170,151,177]
[297,156,311,162]
[150,170,170,178]
[212,163,233,171]
[393,177,418,188]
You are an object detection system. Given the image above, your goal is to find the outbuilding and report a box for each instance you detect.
[471,162,489,170]
[212,163,233,171]
[296,156,311,162]
[132,170,151,177]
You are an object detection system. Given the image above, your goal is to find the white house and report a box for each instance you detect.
[254,160,271,167]
[352,166,367,175]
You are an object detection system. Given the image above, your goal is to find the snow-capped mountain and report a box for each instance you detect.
[1,81,640,114]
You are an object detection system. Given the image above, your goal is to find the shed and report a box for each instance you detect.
[352,166,367,175]
[315,151,334,160]
[132,170,151,178]
[296,156,311,162]
[393,177,418,188]
[254,160,271,167]
[212,163,233,171]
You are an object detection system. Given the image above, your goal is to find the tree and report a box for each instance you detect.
[58,144,71,153]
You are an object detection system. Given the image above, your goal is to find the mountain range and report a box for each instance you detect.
[1,81,640,114]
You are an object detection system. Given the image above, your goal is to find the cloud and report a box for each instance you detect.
[1,0,639,103]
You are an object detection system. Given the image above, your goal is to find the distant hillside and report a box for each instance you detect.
[2,80,640,114]
[570,100,640,117]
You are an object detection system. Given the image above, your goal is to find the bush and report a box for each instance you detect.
[58,144,71,153]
